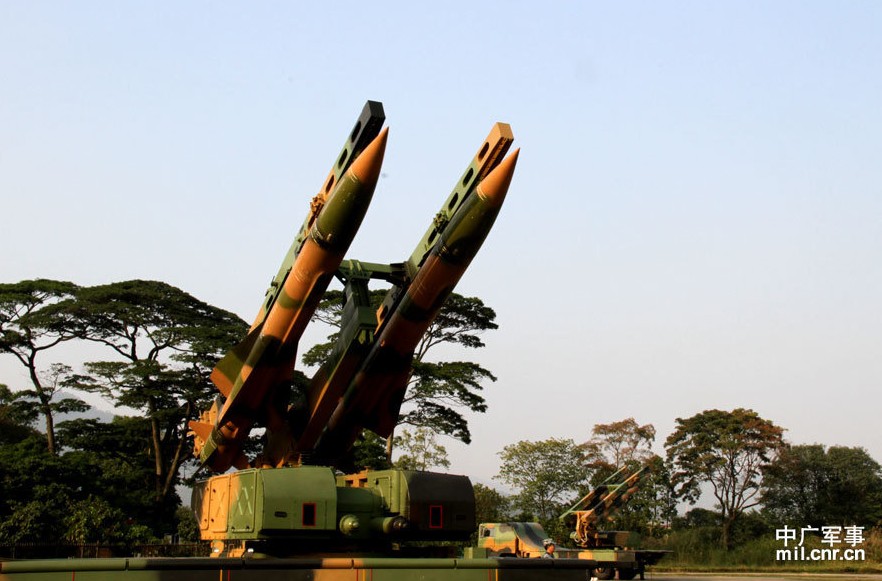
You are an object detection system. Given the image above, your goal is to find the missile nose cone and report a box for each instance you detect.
[349,126,389,191]
[476,147,519,206]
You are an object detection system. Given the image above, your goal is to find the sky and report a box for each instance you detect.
[2,2,881,492]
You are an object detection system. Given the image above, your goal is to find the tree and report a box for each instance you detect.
[56,280,247,515]
[762,444,882,528]
[176,506,200,543]
[0,415,164,548]
[0,280,86,454]
[63,496,127,545]
[665,408,785,550]
[581,419,674,535]
[57,416,180,538]
[347,431,392,472]
[495,438,589,535]
[637,455,678,533]
[584,418,657,472]
[303,290,497,452]
[12,363,90,438]
[473,483,511,525]
[0,435,85,545]
[0,384,39,445]
[394,427,451,471]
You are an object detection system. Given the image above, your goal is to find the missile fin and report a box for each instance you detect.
[210,322,265,397]
[361,375,408,438]
[188,420,214,443]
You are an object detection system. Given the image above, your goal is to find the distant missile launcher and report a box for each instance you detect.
[189,101,519,557]
[560,466,649,548]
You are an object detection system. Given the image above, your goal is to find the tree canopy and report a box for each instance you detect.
[58,280,247,507]
[394,426,451,471]
[0,279,248,546]
[0,280,86,454]
[473,483,511,525]
[584,418,657,473]
[665,408,785,549]
[762,444,882,528]
[495,437,589,536]
[582,419,675,535]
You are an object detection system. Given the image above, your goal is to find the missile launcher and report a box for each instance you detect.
[188,102,519,557]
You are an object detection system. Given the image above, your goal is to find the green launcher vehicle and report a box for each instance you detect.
[469,468,669,580]
[1,103,650,581]
[184,100,519,562]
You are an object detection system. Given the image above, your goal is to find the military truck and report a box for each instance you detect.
[470,522,665,580]
[468,468,668,580]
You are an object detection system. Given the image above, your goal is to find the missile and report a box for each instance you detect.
[311,148,520,460]
[190,124,389,472]
[292,276,380,455]
[292,124,514,462]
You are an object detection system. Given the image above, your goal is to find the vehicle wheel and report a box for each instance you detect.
[593,565,616,580]
[618,568,637,580]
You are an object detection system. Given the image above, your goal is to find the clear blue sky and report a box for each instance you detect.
[2,2,881,488]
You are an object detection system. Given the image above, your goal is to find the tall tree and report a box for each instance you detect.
[0,279,85,454]
[582,419,675,534]
[584,418,656,472]
[57,416,180,537]
[347,431,393,472]
[303,290,497,452]
[473,483,511,525]
[394,426,451,471]
[12,364,89,440]
[632,454,678,534]
[495,438,589,529]
[0,384,38,445]
[57,280,247,510]
[665,408,785,549]
[762,444,882,528]
[0,415,160,548]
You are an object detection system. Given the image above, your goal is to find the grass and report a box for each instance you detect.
[642,527,882,574]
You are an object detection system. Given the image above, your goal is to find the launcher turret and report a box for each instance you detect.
[188,101,519,557]
[560,466,648,548]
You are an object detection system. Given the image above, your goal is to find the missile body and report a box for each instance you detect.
[311,149,520,461]
[190,127,388,472]
[190,108,520,474]
[293,278,378,455]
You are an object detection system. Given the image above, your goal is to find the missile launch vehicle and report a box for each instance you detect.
[186,101,520,560]
[0,102,605,581]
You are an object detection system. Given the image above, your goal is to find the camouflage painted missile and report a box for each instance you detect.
[591,468,645,519]
[293,125,514,460]
[311,146,520,460]
[561,466,649,546]
[247,101,386,332]
[561,467,630,516]
[404,122,514,275]
[189,121,389,472]
[292,265,384,456]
